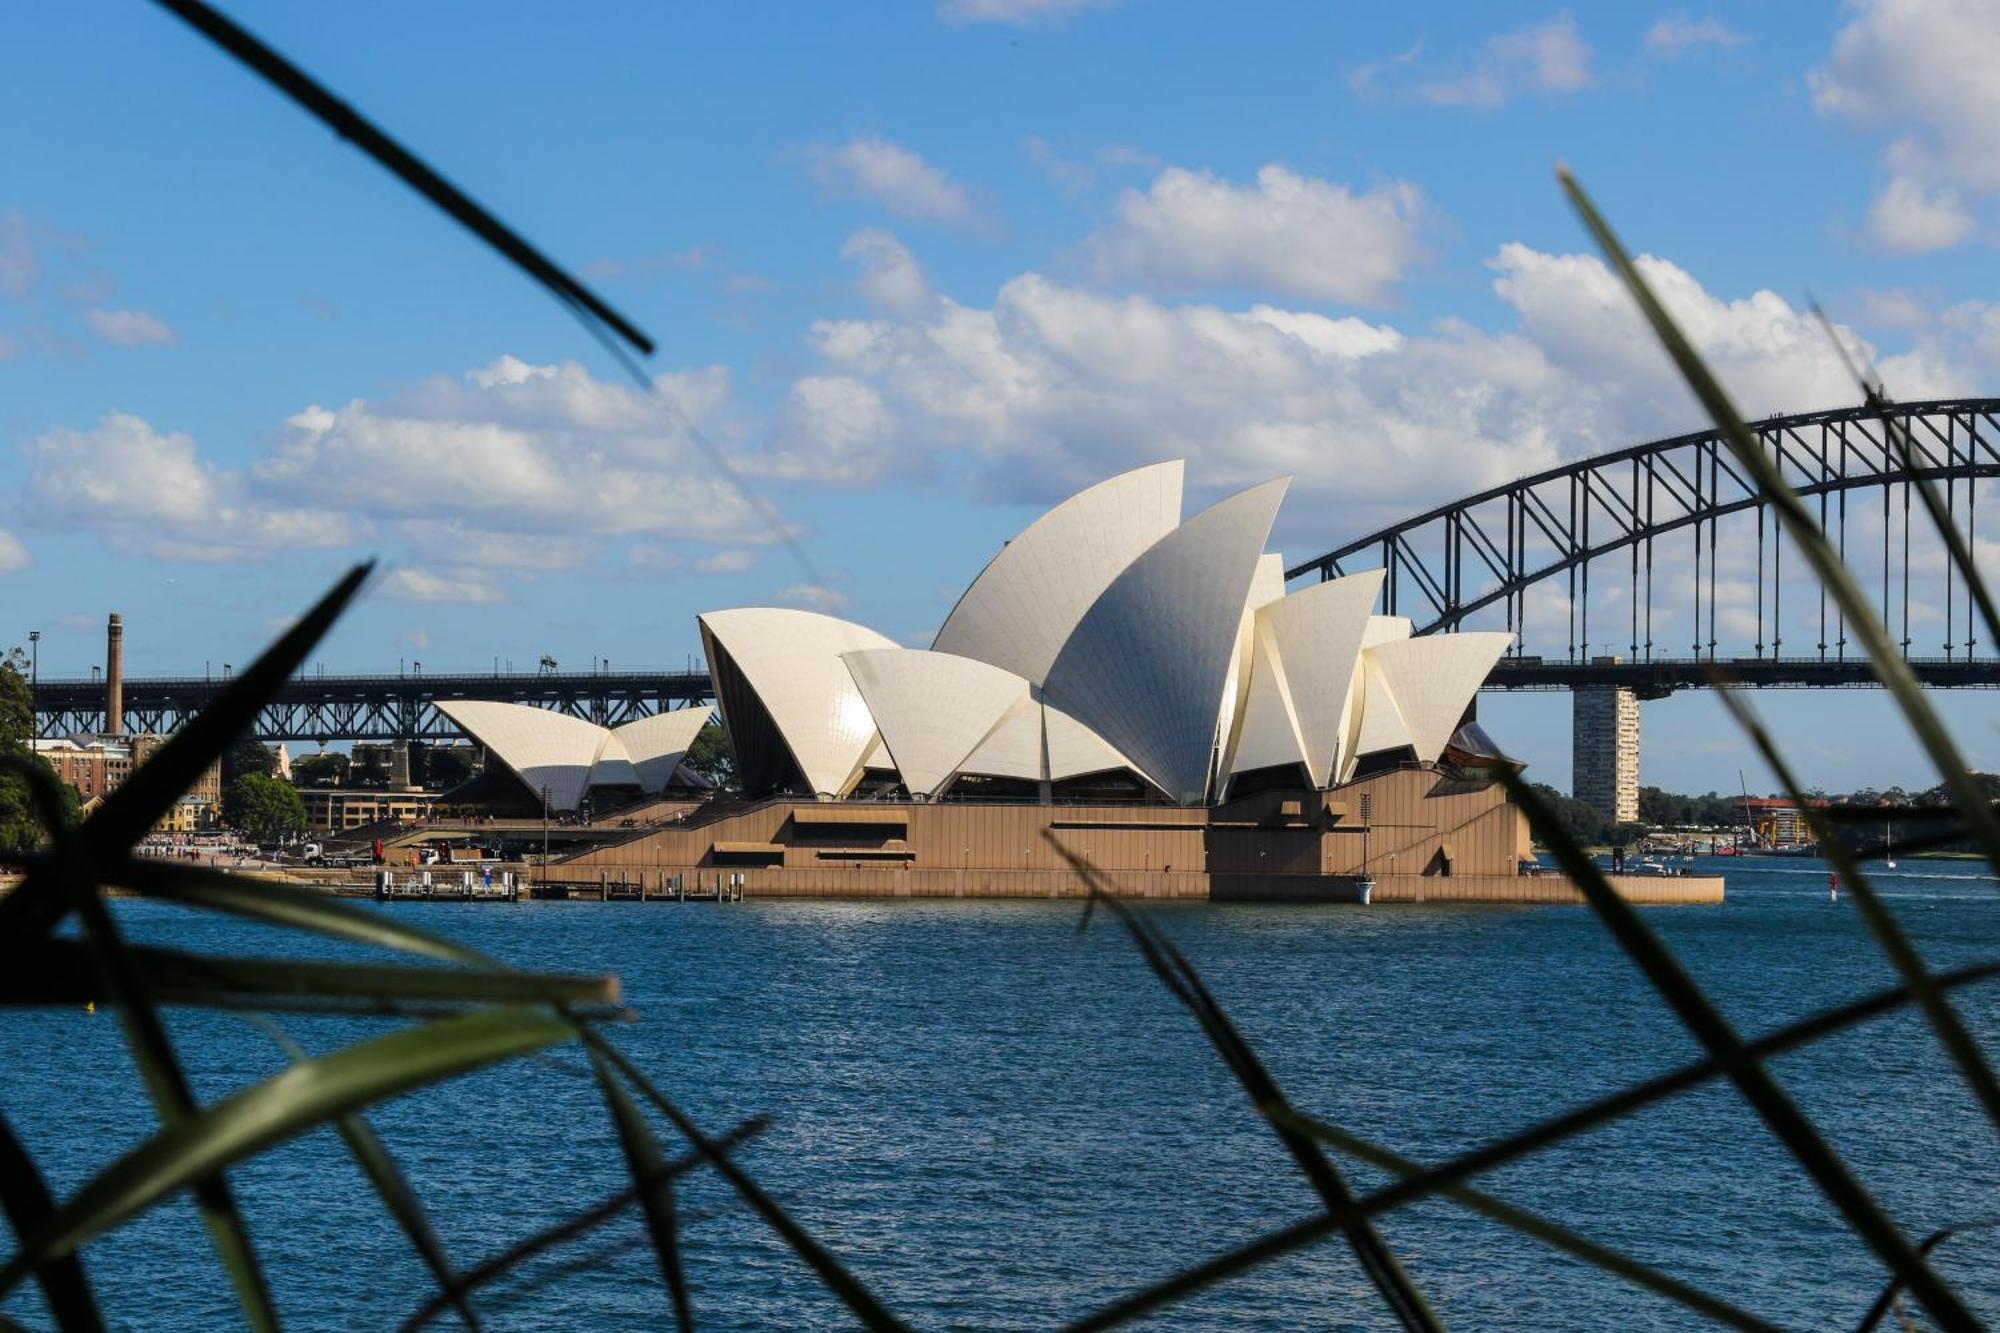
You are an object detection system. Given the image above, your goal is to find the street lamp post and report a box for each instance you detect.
[26,630,38,749]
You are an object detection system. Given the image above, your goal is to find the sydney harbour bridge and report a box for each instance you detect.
[30,397,2000,798]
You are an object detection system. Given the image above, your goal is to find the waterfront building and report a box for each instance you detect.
[1739,796,1813,848]
[298,787,441,832]
[446,463,1719,903]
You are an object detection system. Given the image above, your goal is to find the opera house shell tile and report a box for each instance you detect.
[691,463,1514,807]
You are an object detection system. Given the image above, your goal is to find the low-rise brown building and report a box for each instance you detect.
[34,733,222,831]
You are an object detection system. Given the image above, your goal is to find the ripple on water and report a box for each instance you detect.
[3,859,1998,1329]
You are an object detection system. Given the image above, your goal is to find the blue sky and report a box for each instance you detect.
[3,0,1997,794]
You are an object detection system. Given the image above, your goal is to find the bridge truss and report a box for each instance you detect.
[1289,398,2000,689]
[33,670,713,744]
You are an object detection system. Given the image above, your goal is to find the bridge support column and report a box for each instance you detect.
[1573,661,1639,826]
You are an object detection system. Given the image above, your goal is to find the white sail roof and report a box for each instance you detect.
[1365,632,1512,762]
[437,699,614,812]
[1337,613,1416,780]
[698,608,899,798]
[1257,570,1385,786]
[1215,553,1288,786]
[1044,702,1139,782]
[1346,656,1413,773]
[1044,478,1288,804]
[1362,615,1412,648]
[843,649,1031,798]
[959,696,1047,781]
[1224,618,1308,778]
[932,460,1183,685]
[613,707,714,793]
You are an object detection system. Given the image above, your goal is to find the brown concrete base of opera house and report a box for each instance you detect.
[542,767,1726,906]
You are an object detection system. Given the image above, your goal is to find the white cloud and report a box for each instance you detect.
[757,375,902,485]
[1645,14,1747,57]
[0,212,36,300]
[379,566,505,605]
[1865,175,1976,253]
[938,0,1111,23]
[697,548,756,574]
[20,411,351,560]
[843,228,933,315]
[84,307,175,347]
[777,582,850,612]
[25,412,219,526]
[256,358,766,543]
[1858,287,1936,330]
[766,240,1970,546]
[19,357,776,570]
[623,543,760,577]
[0,529,26,575]
[1362,16,1592,109]
[1811,0,2000,252]
[803,136,977,224]
[1088,165,1428,305]
[401,520,594,572]
[1022,136,1159,193]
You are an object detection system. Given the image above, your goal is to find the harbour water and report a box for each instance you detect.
[6,857,2000,1330]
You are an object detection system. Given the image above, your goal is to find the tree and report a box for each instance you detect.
[681,719,736,789]
[353,750,393,789]
[223,735,277,784]
[1611,821,1652,849]
[224,773,308,841]
[419,745,475,791]
[0,651,79,855]
[1525,781,1610,848]
[1638,785,1688,827]
[291,752,350,788]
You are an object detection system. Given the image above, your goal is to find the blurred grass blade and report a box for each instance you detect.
[147,0,652,356]
[113,859,494,965]
[0,1112,104,1333]
[400,1117,768,1332]
[1715,684,2000,1130]
[1048,833,1441,1333]
[0,1006,573,1296]
[1274,1108,1780,1332]
[580,1032,908,1333]
[48,809,281,1332]
[4,850,495,967]
[1856,1221,2000,1333]
[1498,767,1974,1330]
[245,1019,479,1331]
[589,1053,693,1329]
[1558,169,2000,902]
[0,939,617,1011]
[1066,953,2000,1329]
[0,563,373,942]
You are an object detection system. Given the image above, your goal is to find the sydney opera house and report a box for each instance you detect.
[444,463,1713,902]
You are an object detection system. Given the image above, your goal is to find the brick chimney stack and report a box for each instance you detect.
[106,613,124,735]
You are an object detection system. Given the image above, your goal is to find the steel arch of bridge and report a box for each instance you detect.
[1288,398,2000,680]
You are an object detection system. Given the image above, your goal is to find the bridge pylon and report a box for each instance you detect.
[1573,661,1639,826]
